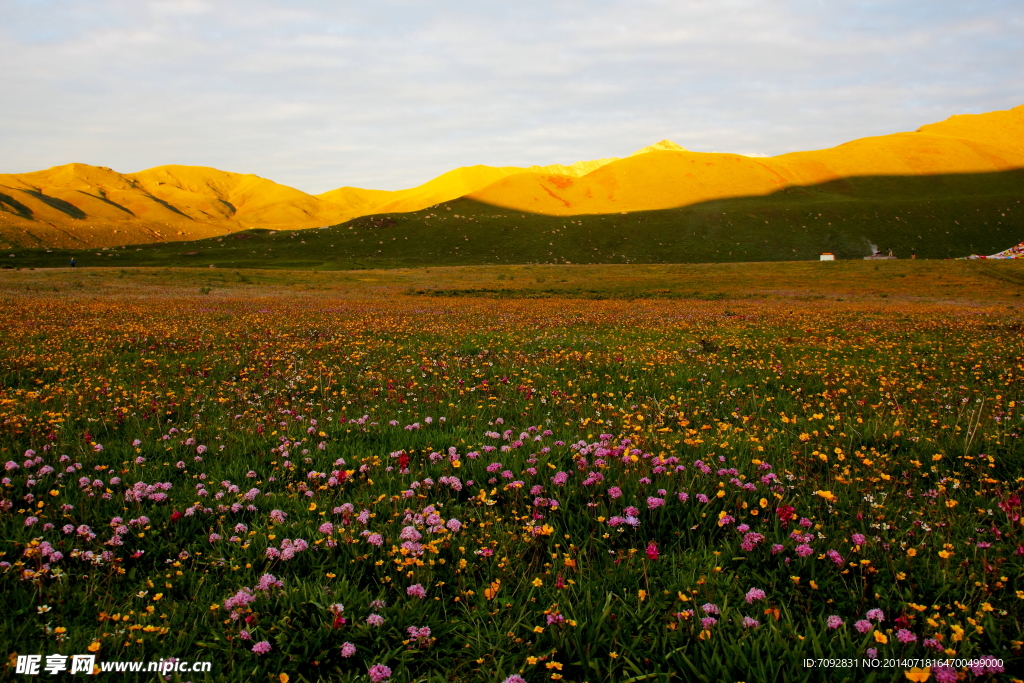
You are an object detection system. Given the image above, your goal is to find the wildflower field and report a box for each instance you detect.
[1,264,1023,682]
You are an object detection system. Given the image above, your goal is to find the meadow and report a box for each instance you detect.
[1,264,1022,682]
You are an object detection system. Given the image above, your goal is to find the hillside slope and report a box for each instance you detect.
[9,168,1023,270]
[1,105,1022,251]
[466,105,1024,215]
[0,164,366,249]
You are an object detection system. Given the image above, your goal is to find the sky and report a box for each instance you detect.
[1,0,1023,194]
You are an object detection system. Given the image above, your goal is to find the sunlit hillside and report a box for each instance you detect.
[1,105,1021,249]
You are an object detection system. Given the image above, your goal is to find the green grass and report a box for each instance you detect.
[4,170,1024,270]
[0,269,1022,681]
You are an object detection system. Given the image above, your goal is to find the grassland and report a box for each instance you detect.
[4,170,1024,271]
[0,264,1022,682]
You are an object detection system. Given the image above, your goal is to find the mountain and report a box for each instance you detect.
[465,106,1024,215]
[1,105,1022,250]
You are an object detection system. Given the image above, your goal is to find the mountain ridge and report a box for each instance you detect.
[1,104,1022,249]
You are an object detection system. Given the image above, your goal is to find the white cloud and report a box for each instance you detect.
[1,0,1022,193]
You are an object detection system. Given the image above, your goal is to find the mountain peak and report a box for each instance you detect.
[631,140,687,156]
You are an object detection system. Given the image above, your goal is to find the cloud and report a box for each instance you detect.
[1,0,1022,193]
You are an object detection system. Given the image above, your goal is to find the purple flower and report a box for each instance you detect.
[895,629,916,644]
[368,664,392,683]
[340,642,356,658]
[826,615,844,629]
[251,641,272,655]
[968,657,1004,675]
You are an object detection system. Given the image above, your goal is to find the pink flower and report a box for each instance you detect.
[745,588,766,604]
[366,533,384,546]
[645,541,660,561]
[407,583,426,599]
[367,613,385,627]
[932,665,957,683]
[319,522,334,535]
[607,486,622,499]
[826,615,844,629]
[368,664,392,682]
[895,628,916,644]
[851,533,865,545]
[340,642,356,658]
[854,619,872,634]
[503,676,527,683]
[251,641,271,655]
[741,616,760,629]
[865,608,885,622]
[646,496,665,509]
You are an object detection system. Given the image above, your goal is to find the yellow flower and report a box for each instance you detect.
[532,578,543,587]
[609,652,619,659]
[873,630,888,644]
[809,580,819,590]
[545,662,563,670]
[152,593,163,601]
[526,657,538,665]
[308,502,317,511]
[533,626,544,633]
[815,490,837,503]
[907,548,917,557]
[638,589,647,601]
[904,667,931,682]
[938,550,953,559]
[790,576,800,585]
[87,641,101,652]
[279,675,289,683]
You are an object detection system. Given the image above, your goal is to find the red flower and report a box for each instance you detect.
[170,510,183,522]
[332,615,347,629]
[775,505,796,527]
[645,541,660,561]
